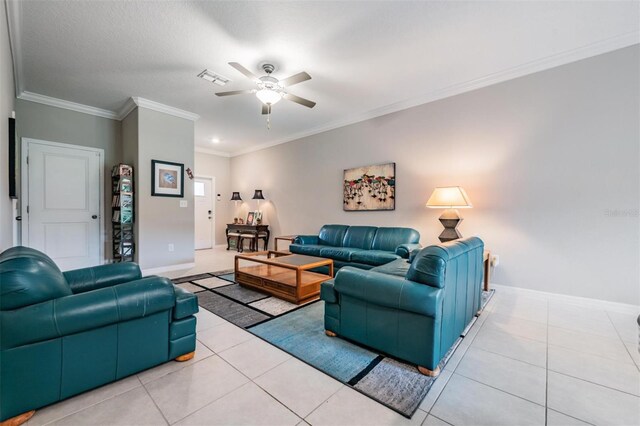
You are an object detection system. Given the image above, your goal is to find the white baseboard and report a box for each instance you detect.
[142,262,196,276]
[491,283,640,315]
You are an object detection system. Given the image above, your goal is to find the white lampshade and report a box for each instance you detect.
[426,186,472,208]
[256,89,282,105]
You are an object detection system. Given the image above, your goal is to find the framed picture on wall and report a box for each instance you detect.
[343,162,396,211]
[152,160,184,197]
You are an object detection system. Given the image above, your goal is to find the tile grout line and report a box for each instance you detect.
[140,381,171,426]
[547,408,598,426]
[452,370,546,408]
[604,310,640,373]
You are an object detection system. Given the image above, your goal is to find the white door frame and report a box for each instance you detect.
[21,137,105,263]
[194,175,216,247]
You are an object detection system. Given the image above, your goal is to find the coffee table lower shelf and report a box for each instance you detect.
[237,267,328,304]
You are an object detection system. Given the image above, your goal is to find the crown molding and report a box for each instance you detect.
[17,91,120,119]
[117,97,137,120]
[131,97,200,121]
[194,146,231,157]
[230,32,640,157]
[6,0,24,96]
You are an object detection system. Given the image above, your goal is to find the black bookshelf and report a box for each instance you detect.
[112,164,134,262]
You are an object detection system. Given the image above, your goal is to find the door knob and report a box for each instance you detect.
[91,215,98,219]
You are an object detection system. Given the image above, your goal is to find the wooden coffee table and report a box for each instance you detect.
[234,251,333,304]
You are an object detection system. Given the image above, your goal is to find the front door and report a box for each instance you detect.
[194,177,214,250]
[23,139,102,270]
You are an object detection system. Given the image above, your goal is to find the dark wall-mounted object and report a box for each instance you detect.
[8,117,17,199]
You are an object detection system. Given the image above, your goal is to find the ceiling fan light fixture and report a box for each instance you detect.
[256,89,282,105]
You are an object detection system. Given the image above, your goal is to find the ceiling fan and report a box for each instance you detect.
[215,62,316,129]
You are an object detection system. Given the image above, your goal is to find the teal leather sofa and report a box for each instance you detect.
[290,225,421,272]
[321,237,484,376]
[0,246,199,424]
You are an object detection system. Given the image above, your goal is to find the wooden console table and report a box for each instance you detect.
[226,224,270,252]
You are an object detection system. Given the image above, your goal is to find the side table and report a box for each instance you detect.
[483,250,491,291]
[274,235,298,252]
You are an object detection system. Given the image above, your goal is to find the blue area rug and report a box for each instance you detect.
[176,269,494,418]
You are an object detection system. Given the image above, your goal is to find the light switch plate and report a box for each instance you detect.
[179,200,187,208]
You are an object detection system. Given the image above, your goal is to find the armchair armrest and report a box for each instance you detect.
[334,267,442,317]
[395,243,422,259]
[173,285,199,319]
[64,262,142,294]
[1,276,175,350]
[293,235,319,245]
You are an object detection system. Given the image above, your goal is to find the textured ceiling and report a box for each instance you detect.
[15,0,640,155]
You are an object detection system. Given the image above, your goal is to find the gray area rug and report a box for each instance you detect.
[214,284,270,304]
[196,291,270,328]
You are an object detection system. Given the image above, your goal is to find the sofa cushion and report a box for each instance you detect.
[342,226,377,249]
[318,247,364,262]
[371,227,420,252]
[371,258,411,277]
[0,255,72,310]
[289,244,323,257]
[351,250,400,266]
[318,225,349,247]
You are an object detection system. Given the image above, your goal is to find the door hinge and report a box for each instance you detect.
[26,156,29,165]
[26,205,29,214]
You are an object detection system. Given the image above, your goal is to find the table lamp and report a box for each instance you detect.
[252,189,265,209]
[230,192,242,206]
[426,186,472,242]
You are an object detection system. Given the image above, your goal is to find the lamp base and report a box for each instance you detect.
[438,209,463,243]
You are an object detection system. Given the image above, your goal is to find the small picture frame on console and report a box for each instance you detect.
[246,212,255,225]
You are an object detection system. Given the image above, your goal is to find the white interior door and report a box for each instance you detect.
[23,139,102,270]
[194,177,214,250]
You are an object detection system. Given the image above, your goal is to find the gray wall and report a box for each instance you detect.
[231,46,640,304]
[194,152,231,245]
[136,107,195,270]
[0,3,14,250]
[14,98,122,257]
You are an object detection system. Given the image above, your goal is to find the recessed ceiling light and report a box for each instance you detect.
[211,138,220,144]
[197,69,231,86]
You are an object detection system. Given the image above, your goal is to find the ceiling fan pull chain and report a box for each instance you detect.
[267,108,271,130]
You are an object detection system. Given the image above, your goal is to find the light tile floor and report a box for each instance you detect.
[26,248,640,425]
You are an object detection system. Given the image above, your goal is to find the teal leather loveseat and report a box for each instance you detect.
[290,224,421,272]
[0,247,199,424]
[321,237,484,376]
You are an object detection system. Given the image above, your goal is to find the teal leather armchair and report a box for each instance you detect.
[321,237,484,376]
[0,247,199,423]
[290,225,421,272]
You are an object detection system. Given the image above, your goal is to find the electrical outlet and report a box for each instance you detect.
[179,200,188,208]
[168,243,174,252]
[491,255,499,267]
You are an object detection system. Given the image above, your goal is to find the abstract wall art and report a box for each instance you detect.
[343,162,395,211]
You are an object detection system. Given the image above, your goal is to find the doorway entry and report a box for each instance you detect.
[194,176,215,250]
[21,138,104,270]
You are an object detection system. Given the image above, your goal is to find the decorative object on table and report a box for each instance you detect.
[233,217,238,224]
[252,189,265,209]
[343,163,395,211]
[238,218,244,224]
[214,62,316,130]
[246,211,255,226]
[111,164,134,262]
[151,160,184,197]
[186,167,194,180]
[426,186,472,242]
[250,211,262,224]
[231,191,243,204]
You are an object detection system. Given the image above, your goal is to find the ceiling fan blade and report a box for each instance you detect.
[228,62,260,81]
[261,104,270,115]
[215,89,254,97]
[279,71,311,87]
[283,93,316,108]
